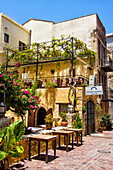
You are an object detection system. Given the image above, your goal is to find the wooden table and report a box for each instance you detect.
[52,130,74,152]
[28,135,57,163]
[65,128,82,147]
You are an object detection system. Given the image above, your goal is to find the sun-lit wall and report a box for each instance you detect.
[0,13,30,65]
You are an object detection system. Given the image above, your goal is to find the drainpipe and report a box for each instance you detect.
[36,43,39,78]
[6,48,8,71]
[71,37,74,83]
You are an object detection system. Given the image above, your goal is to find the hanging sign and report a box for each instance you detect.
[85,86,103,96]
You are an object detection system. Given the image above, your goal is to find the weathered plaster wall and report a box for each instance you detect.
[23,19,53,44]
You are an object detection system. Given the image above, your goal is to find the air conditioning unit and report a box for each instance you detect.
[89,75,95,86]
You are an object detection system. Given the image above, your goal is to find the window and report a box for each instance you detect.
[19,41,26,51]
[59,103,68,115]
[4,33,9,43]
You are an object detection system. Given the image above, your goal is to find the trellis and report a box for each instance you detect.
[5,36,95,82]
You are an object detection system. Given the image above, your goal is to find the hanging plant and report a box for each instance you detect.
[82,106,86,113]
[39,65,43,70]
[56,62,60,70]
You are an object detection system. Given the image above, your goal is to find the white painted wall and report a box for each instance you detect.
[23,14,97,50]
[0,13,30,53]
[52,14,97,50]
[23,20,54,44]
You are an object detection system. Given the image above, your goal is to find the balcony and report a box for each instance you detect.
[102,87,113,102]
[22,75,88,89]
[101,56,113,72]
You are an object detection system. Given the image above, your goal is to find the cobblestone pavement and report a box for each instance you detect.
[10,130,113,170]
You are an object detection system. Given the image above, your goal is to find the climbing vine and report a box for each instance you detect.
[4,36,96,66]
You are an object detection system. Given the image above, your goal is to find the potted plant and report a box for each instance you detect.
[106,113,112,129]
[98,126,103,132]
[74,114,83,129]
[73,114,83,142]
[100,113,107,130]
[60,112,68,127]
[100,113,112,130]
[45,79,58,88]
[0,121,25,170]
[45,113,55,130]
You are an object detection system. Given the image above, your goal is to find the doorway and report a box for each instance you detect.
[85,100,95,135]
[37,107,47,125]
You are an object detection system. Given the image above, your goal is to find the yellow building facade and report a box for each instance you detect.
[0,13,110,135]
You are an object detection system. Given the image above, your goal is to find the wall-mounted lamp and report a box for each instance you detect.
[5,27,8,31]
[83,99,86,104]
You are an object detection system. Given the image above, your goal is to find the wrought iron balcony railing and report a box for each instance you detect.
[101,55,113,72]
[22,75,89,89]
[102,87,113,101]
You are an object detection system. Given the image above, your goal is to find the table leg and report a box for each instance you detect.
[72,133,74,149]
[38,141,40,156]
[77,132,79,147]
[59,135,60,148]
[66,134,69,152]
[81,131,82,145]
[69,135,70,144]
[45,140,48,163]
[64,135,66,145]
[54,139,56,158]
[29,138,31,161]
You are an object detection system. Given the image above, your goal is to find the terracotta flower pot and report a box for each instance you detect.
[103,126,106,130]
[46,122,52,130]
[61,121,68,127]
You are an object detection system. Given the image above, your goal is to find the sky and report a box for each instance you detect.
[0,0,113,34]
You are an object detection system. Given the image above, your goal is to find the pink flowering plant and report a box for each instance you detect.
[0,64,41,120]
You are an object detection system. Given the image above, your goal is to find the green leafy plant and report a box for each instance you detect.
[100,113,112,129]
[45,79,58,88]
[81,83,89,87]
[82,106,86,113]
[95,104,102,116]
[45,113,55,123]
[0,121,25,169]
[74,114,83,129]
[5,36,96,66]
[95,104,102,128]
[60,112,68,122]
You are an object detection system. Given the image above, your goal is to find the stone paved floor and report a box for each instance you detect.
[10,130,113,170]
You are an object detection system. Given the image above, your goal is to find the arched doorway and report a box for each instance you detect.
[37,107,47,125]
[85,100,95,135]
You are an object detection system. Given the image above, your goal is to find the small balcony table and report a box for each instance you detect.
[65,128,83,146]
[28,134,57,163]
[52,130,74,152]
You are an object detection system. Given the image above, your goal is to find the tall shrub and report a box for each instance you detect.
[0,64,41,120]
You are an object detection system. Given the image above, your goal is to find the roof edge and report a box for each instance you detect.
[22,13,97,26]
[22,18,55,25]
[54,13,97,25]
[0,12,30,33]
[106,33,113,37]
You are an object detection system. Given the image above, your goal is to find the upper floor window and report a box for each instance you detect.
[19,41,26,51]
[4,33,9,43]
